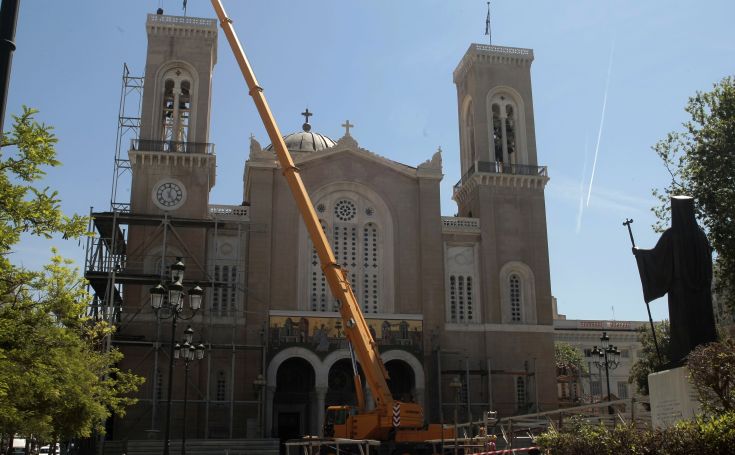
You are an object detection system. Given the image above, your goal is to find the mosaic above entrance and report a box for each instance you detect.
[268,314,423,357]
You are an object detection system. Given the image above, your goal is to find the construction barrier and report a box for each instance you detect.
[476,447,540,454]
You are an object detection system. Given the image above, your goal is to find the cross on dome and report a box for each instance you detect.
[301,108,313,132]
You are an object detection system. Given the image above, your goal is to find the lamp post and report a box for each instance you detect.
[150,257,204,455]
[253,374,266,438]
[174,328,205,455]
[591,331,621,415]
[449,376,462,455]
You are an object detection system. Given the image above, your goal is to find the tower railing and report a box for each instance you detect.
[147,14,216,29]
[131,139,215,155]
[454,160,547,191]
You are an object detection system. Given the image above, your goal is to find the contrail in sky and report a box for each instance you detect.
[586,38,615,207]
[576,136,590,234]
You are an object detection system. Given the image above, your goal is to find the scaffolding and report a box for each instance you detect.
[111,63,143,213]
[84,64,265,447]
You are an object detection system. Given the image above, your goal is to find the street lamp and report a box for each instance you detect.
[174,328,206,455]
[449,376,462,455]
[591,331,621,414]
[150,257,204,455]
[253,374,267,438]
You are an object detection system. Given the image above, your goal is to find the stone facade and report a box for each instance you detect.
[110,12,558,442]
[553,317,646,405]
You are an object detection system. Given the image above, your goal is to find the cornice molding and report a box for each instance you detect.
[453,43,534,84]
[452,172,549,205]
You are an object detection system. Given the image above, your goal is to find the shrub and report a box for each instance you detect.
[535,412,735,454]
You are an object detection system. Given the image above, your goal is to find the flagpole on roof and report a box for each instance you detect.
[485,1,492,45]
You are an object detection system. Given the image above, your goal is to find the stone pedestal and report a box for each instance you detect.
[648,366,702,428]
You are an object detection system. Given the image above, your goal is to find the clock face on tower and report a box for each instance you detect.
[152,179,187,210]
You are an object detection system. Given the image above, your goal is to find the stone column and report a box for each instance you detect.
[415,388,426,422]
[315,386,328,436]
[264,385,275,437]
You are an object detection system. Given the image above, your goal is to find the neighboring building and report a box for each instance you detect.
[86,10,559,443]
[553,318,646,405]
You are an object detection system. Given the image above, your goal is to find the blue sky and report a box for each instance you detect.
[5,0,734,321]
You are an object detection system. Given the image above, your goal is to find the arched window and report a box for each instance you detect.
[216,371,227,401]
[487,90,523,165]
[160,67,193,143]
[212,264,238,316]
[500,262,537,324]
[464,100,476,164]
[458,276,465,322]
[154,371,163,401]
[491,104,503,162]
[306,194,387,314]
[447,274,476,322]
[310,220,331,312]
[466,276,474,321]
[505,104,516,161]
[516,376,527,411]
[445,245,479,323]
[362,222,379,313]
[509,273,522,322]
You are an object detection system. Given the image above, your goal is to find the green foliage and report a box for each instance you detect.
[0,109,144,442]
[687,339,735,414]
[651,76,735,310]
[0,107,87,253]
[535,418,646,455]
[554,342,588,375]
[535,412,735,455]
[629,321,670,396]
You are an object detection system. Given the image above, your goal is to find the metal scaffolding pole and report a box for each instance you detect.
[0,0,20,130]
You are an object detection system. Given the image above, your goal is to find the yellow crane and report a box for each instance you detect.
[210,0,453,451]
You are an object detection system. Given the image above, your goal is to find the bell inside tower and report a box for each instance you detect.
[161,68,192,143]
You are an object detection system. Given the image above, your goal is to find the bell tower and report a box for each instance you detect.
[454,44,539,182]
[451,43,556,408]
[452,43,552,322]
[129,11,218,219]
[125,11,218,289]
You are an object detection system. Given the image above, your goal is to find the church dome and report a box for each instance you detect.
[265,109,337,153]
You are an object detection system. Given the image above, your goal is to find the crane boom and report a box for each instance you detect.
[210,0,395,411]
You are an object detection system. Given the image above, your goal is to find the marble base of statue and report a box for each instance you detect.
[648,365,702,428]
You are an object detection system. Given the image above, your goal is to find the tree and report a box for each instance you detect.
[628,320,671,396]
[554,342,587,404]
[651,76,735,310]
[554,342,587,375]
[687,339,735,414]
[0,108,143,446]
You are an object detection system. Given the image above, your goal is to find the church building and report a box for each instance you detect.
[91,10,557,443]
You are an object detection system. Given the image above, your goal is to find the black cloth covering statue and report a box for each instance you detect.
[633,196,717,365]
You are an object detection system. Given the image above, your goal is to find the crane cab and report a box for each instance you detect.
[323,405,356,438]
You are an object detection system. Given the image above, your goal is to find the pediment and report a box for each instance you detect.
[292,135,442,180]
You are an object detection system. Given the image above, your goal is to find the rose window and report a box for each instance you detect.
[334,199,357,221]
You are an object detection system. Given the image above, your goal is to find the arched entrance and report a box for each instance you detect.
[273,358,315,441]
[326,358,365,408]
[386,359,416,402]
